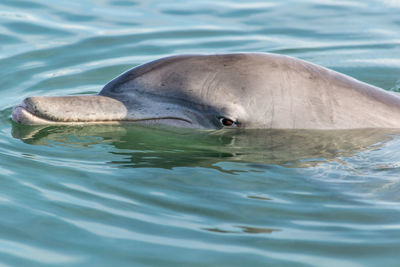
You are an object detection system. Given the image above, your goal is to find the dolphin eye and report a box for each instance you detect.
[219,117,236,127]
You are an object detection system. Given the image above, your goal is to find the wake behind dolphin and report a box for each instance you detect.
[12,53,400,129]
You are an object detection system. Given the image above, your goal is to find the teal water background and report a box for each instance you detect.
[1,0,400,266]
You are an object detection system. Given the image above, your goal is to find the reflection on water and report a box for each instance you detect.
[11,122,398,169]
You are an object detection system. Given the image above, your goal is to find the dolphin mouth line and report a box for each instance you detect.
[12,104,193,125]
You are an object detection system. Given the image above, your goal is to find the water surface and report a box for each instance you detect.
[1,0,400,266]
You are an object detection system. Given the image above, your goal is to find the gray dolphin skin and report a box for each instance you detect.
[12,53,400,129]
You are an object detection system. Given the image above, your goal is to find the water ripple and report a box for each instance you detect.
[0,240,82,264]
[1,0,400,266]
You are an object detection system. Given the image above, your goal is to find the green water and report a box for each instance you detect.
[1,0,400,266]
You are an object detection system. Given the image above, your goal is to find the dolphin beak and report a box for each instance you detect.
[12,95,193,126]
[12,95,129,125]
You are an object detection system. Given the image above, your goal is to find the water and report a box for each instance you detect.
[1,0,400,266]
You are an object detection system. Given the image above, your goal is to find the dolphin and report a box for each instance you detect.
[11,53,400,129]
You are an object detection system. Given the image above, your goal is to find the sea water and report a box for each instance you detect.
[1,0,400,266]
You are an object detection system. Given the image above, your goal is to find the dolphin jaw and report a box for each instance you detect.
[12,103,57,125]
[12,96,195,127]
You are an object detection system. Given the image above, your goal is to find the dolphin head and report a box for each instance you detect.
[12,54,271,129]
[13,53,400,130]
